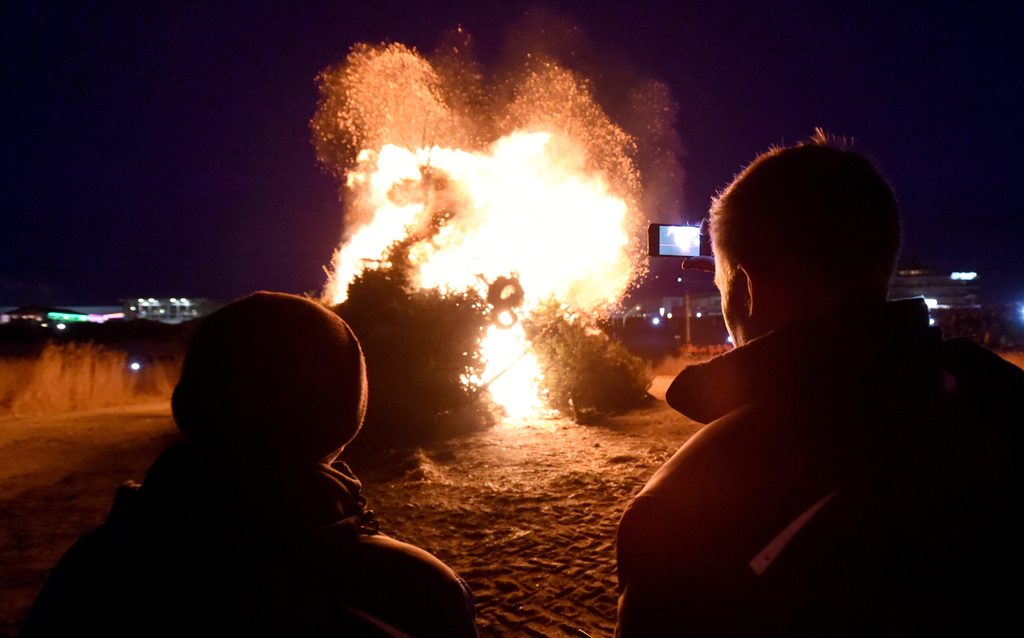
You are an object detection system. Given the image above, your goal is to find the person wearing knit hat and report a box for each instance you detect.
[22,292,479,637]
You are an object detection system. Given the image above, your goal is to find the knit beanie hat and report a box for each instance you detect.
[171,292,367,466]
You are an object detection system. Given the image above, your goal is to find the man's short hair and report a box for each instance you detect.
[710,130,900,298]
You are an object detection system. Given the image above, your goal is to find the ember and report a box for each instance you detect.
[313,41,646,418]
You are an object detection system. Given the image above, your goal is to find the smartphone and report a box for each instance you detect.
[648,223,711,257]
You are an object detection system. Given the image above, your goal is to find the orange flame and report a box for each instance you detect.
[315,42,645,418]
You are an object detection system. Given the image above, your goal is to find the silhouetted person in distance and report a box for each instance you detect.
[22,292,478,637]
[616,132,1024,636]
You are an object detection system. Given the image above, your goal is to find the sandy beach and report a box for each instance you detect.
[0,381,700,637]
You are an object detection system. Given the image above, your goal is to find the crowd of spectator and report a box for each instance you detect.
[932,305,1024,350]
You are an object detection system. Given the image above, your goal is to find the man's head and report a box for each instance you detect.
[171,292,367,467]
[710,131,900,345]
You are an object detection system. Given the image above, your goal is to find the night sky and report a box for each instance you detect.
[4,1,1022,307]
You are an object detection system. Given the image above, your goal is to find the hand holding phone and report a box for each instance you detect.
[681,256,715,272]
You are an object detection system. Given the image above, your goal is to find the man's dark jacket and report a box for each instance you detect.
[617,299,1024,636]
[21,444,478,637]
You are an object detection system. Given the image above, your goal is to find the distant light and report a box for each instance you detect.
[652,317,661,326]
[170,297,178,303]
[56,323,66,330]
[659,307,666,317]
[129,362,142,372]
[137,298,144,303]
[950,272,977,281]
[924,298,939,309]
[676,277,683,283]
[929,317,936,326]
[726,335,734,344]
[129,306,136,311]
[47,311,88,323]
[666,312,673,319]
[40,323,48,328]
[695,312,703,318]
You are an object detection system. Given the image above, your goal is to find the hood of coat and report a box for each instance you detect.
[666,298,938,424]
[171,292,368,468]
[107,442,370,541]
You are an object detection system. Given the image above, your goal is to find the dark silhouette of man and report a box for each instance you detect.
[616,133,1024,636]
[22,292,478,637]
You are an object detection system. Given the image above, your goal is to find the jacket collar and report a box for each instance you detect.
[665,298,938,424]
[109,442,369,538]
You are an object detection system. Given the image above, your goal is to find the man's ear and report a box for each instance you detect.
[738,264,754,318]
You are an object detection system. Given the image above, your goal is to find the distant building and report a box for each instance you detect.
[1,305,56,323]
[657,294,723,318]
[617,268,981,322]
[121,297,213,324]
[0,305,124,326]
[616,293,722,321]
[888,269,980,308]
[1,298,215,329]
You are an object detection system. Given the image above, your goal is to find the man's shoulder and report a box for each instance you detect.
[620,405,780,538]
[638,399,818,502]
[308,532,478,637]
[941,338,1024,388]
[619,396,844,565]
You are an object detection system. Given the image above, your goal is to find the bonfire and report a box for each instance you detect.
[312,39,650,423]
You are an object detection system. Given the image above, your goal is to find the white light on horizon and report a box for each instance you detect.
[950,272,977,281]
[652,317,661,326]
[924,298,939,309]
[129,362,142,372]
